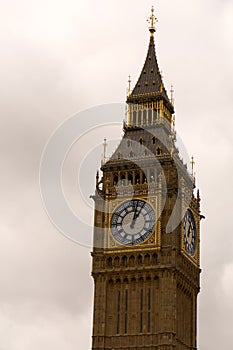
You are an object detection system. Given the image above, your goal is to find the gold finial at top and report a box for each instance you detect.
[147,6,158,36]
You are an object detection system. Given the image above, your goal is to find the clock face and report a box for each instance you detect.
[110,200,155,246]
[184,209,196,256]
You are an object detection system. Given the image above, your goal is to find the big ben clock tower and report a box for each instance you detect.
[91,6,201,350]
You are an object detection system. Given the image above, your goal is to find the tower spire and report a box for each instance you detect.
[126,6,174,125]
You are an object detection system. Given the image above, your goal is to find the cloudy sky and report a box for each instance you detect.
[1,0,233,349]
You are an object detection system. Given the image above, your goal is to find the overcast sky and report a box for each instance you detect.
[1,0,233,349]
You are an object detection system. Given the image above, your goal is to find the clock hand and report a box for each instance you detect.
[133,201,138,220]
[131,202,139,228]
[187,222,191,238]
[130,216,137,229]
[135,202,145,219]
[130,202,145,229]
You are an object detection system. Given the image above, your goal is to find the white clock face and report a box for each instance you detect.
[110,200,155,246]
[184,209,196,256]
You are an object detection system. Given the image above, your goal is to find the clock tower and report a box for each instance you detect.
[91,7,201,350]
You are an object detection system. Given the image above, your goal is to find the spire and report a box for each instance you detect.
[127,6,174,116]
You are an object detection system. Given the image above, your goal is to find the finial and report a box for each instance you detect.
[127,75,131,97]
[147,6,158,36]
[103,138,107,163]
[128,75,131,90]
[170,84,175,106]
[190,156,195,176]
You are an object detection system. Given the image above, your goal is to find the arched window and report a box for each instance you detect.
[114,256,120,267]
[114,175,118,185]
[107,257,113,267]
[139,138,143,145]
[138,254,143,265]
[129,255,135,267]
[152,136,156,145]
[135,173,140,184]
[144,254,150,265]
[122,256,128,266]
[128,173,133,184]
[153,253,158,263]
[156,147,161,155]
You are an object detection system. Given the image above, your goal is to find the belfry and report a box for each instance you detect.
[91,6,202,350]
